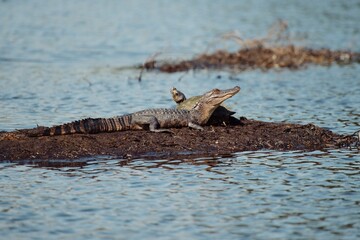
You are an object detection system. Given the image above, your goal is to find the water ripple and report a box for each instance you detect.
[1,149,359,239]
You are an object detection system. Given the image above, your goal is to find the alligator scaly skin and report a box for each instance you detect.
[26,108,194,136]
[171,87,236,119]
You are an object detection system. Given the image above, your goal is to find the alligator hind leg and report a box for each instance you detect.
[131,115,173,133]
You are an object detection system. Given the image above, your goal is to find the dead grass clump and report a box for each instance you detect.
[142,20,360,73]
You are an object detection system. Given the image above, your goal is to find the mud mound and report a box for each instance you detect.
[0,118,356,161]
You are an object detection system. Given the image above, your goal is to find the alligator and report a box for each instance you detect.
[171,87,239,125]
[25,86,240,137]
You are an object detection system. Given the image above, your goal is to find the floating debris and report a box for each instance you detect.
[146,46,359,73]
[142,21,360,73]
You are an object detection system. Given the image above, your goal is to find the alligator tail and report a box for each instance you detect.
[26,116,132,137]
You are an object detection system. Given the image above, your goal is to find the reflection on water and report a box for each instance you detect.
[1,150,359,239]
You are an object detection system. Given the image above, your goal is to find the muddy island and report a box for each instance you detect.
[0,118,356,162]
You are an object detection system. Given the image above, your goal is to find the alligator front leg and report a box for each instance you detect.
[188,122,204,131]
[131,115,173,133]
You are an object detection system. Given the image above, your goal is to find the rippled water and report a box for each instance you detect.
[1,150,360,239]
[1,0,360,239]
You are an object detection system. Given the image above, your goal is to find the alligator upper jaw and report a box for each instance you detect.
[206,86,241,106]
[192,86,240,125]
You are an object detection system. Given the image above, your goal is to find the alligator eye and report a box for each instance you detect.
[213,89,220,93]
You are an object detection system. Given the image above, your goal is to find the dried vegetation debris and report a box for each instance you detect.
[148,46,359,73]
[142,21,360,73]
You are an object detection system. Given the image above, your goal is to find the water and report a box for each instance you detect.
[1,0,360,239]
[1,151,359,239]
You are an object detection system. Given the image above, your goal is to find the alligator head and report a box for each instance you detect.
[192,86,240,124]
